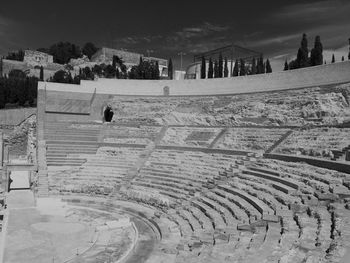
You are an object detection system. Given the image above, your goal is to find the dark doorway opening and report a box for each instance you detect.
[104,106,114,122]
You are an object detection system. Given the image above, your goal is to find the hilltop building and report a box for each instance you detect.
[91,47,168,77]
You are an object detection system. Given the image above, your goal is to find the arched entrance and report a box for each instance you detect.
[104,106,114,122]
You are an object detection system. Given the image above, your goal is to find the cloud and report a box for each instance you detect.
[248,33,301,48]
[174,22,230,40]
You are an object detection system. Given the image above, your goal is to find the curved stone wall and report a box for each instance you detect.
[39,61,350,96]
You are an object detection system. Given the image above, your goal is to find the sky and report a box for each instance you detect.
[0,0,349,71]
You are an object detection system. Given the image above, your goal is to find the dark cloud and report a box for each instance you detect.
[0,0,349,70]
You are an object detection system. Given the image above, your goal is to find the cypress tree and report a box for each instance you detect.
[154,61,160,79]
[39,66,44,81]
[331,54,335,63]
[240,59,246,76]
[232,59,239,76]
[224,57,229,77]
[284,60,289,71]
[208,58,214,78]
[251,58,257,75]
[214,60,219,78]
[262,60,266,74]
[342,56,345,61]
[116,68,120,79]
[296,33,309,68]
[257,56,264,74]
[218,53,223,78]
[0,79,5,108]
[201,56,206,79]
[168,58,173,79]
[310,36,323,66]
[265,59,272,73]
[348,38,350,60]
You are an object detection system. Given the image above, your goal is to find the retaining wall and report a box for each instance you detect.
[0,108,36,126]
[39,61,350,96]
[264,153,350,174]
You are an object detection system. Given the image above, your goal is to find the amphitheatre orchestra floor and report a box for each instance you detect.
[3,194,141,263]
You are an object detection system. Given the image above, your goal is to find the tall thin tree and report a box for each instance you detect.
[296,33,309,68]
[218,53,223,78]
[168,58,173,79]
[265,59,272,73]
[39,66,44,81]
[284,60,289,71]
[331,54,335,63]
[208,58,214,78]
[232,59,239,76]
[310,35,323,66]
[251,58,257,75]
[214,60,219,78]
[201,56,206,79]
[240,59,246,76]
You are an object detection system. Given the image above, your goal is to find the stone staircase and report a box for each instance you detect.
[112,126,168,194]
[37,140,49,197]
[37,170,49,197]
[265,130,294,154]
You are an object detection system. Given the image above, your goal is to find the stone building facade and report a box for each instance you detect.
[23,50,54,67]
[91,47,168,76]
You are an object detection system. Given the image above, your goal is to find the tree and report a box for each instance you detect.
[296,33,309,68]
[232,59,239,76]
[49,42,82,64]
[208,58,214,78]
[154,61,160,80]
[342,56,345,61]
[218,53,223,78]
[168,58,173,79]
[265,59,272,73]
[80,67,94,80]
[104,65,117,78]
[224,57,229,77]
[9,69,26,79]
[82,42,98,59]
[239,59,246,76]
[92,64,103,77]
[214,60,219,78]
[51,70,73,83]
[331,54,335,63]
[0,79,5,108]
[201,56,206,79]
[257,56,264,74]
[39,66,44,81]
[284,60,289,71]
[251,58,257,75]
[310,35,323,66]
[5,50,24,61]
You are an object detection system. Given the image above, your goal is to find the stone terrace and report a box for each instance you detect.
[276,127,350,161]
[109,84,350,126]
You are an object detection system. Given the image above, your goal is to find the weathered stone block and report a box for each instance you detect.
[263,214,280,223]
[237,224,255,232]
[289,203,308,213]
[315,192,338,201]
